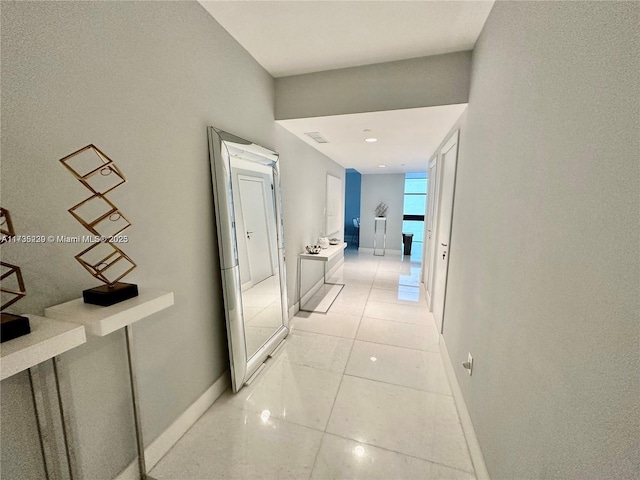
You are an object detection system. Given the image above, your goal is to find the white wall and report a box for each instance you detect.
[441,2,640,479]
[0,2,343,478]
[275,52,471,120]
[276,125,345,305]
[359,174,405,252]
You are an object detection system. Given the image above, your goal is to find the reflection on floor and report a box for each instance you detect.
[151,250,476,480]
[243,274,283,357]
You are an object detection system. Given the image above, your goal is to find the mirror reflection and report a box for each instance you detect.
[229,157,283,358]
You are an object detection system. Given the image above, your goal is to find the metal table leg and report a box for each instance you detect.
[298,256,345,314]
[125,325,156,480]
[52,357,78,480]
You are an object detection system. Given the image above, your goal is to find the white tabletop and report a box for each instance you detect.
[300,242,347,262]
[44,289,174,337]
[1,315,86,381]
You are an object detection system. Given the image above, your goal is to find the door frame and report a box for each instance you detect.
[423,154,440,307]
[238,174,275,286]
[431,129,460,334]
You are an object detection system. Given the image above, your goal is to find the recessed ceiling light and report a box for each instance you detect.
[378,164,386,168]
[365,138,378,143]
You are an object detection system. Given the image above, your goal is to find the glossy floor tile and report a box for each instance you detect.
[326,376,474,473]
[363,301,431,324]
[369,286,427,306]
[326,296,367,317]
[291,311,361,339]
[345,340,451,394]
[280,331,353,374]
[151,405,323,480]
[151,250,475,479]
[303,284,346,313]
[311,434,475,480]
[220,356,343,430]
[356,316,440,352]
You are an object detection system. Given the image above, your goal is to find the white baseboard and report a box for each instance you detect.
[116,371,230,480]
[288,303,298,319]
[326,257,344,278]
[300,276,325,306]
[439,337,490,480]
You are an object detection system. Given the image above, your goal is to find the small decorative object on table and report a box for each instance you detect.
[318,237,329,249]
[305,245,321,255]
[375,202,388,217]
[0,208,30,343]
[59,145,138,306]
[329,238,340,245]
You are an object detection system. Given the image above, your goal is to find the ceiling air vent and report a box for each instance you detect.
[304,132,329,144]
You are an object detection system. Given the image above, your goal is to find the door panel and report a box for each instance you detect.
[432,131,459,333]
[238,177,273,285]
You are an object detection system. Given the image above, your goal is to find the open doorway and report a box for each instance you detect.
[344,168,361,250]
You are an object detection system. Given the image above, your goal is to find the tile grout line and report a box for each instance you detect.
[296,253,470,478]
[322,431,476,476]
[340,372,454,399]
[345,336,439,354]
[337,254,474,475]
[307,256,376,477]
[357,316,433,326]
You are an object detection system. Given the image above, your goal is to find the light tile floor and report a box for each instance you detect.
[151,250,476,480]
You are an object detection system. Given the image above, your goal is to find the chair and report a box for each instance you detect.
[351,218,360,246]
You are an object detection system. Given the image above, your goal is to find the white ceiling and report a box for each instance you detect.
[198,1,491,175]
[199,1,494,77]
[277,104,468,175]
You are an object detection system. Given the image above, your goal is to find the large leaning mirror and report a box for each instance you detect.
[207,127,289,392]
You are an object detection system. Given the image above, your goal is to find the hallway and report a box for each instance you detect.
[151,251,475,479]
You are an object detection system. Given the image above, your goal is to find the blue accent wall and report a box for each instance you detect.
[344,168,361,244]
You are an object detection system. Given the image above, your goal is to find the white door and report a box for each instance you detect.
[424,156,439,305]
[432,131,459,333]
[238,177,273,285]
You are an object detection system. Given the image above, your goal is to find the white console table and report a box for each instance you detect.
[45,289,174,480]
[299,242,346,313]
[1,315,87,479]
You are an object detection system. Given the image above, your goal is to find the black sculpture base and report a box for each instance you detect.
[83,282,139,306]
[1,313,31,343]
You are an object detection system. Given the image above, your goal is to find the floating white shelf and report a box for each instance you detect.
[300,242,347,261]
[0,315,86,381]
[44,289,174,337]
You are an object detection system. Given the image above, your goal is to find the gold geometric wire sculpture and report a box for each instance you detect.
[1,208,27,312]
[60,145,136,287]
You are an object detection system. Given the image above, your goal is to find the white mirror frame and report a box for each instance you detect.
[207,127,289,392]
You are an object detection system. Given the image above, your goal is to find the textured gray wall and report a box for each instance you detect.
[275,51,472,120]
[1,1,341,478]
[442,2,640,478]
[359,174,405,252]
